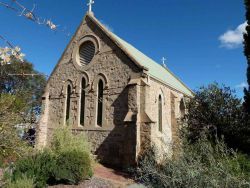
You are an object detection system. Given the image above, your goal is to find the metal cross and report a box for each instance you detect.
[87,0,94,13]
[161,57,167,68]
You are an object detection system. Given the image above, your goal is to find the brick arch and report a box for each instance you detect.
[63,79,74,94]
[155,88,165,105]
[93,73,109,90]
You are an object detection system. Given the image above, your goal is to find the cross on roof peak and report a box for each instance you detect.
[161,57,167,68]
[87,0,94,13]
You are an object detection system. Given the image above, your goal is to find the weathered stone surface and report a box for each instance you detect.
[37,13,186,167]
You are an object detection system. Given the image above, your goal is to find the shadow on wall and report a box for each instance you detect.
[95,87,137,168]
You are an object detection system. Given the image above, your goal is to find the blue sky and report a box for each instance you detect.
[0,0,247,97]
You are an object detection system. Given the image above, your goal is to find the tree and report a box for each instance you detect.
[0,94,31,164]
[0,59,46,164]
[0,59,46,123]
[243,0,250,113]
[184,83,250,154]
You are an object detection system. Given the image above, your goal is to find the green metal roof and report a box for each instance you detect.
[90,14,193,97]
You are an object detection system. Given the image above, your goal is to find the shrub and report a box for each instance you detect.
[184,83,250,154]
[6,175,34,188]
[12,149,56,188]
[50,126,91,155]
[11,126,93,187]
[234,153,250,178]
[132,138,250,188]
[53,150,93,185]
[50,126,93,185]
[0,94,32,164]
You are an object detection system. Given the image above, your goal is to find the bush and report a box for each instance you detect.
[54,150,93,184]
[50,126,93,185]
[11,126,93,187]
[6,175,34,188]
[235,153,250,178]
[12,149,56,188]
[0,94,32,164]
[185,83,250,154]
[50,126,90,155]
[132,138,250,188]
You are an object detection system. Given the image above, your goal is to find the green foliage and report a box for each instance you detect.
[0,60,46,164]
[11,127,93,187]
[133,138,250,188]
[54,150,93,184]
[0,60,46,122]
[185,83,250,154]
[50,126,93,184]
[5,175,34,188]
[50,126,91,155]
[12,149,56,188]
[235,153,250,178]
[0,94,31,164]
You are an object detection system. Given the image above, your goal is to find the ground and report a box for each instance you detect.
[0,164,144,188]
[49,164,145,188]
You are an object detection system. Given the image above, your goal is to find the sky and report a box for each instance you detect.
[0,0,247,97]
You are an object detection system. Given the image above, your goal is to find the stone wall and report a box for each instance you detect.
[144,77,184,159]
[38,15,141,167]
[37,13,186,167]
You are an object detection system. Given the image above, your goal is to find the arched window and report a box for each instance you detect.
[66,85,71,123]
[180,99,185,119]
[97,80,104,126]
[158,95,163,132]
[80,78,86,125]
[79,41,95,65]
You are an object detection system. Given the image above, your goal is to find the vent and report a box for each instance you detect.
[79,41,95,65]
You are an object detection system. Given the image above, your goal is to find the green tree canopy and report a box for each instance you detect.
[184,83,250,154]
[0,59,46,163]
[0,59,46,123]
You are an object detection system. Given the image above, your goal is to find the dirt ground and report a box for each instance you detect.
[49,164,145,188]
[0,164,145,188]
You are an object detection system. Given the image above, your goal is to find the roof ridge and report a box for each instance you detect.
[87,14,194,97]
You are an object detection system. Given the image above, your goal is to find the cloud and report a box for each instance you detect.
[235,82,248,89]
[219,22,247,49]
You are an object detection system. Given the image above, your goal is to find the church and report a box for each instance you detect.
[37,5,193,167]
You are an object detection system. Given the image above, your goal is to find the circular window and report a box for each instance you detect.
[79,41,95,65]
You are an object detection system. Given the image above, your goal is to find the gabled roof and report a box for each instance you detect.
[87,13,194,97]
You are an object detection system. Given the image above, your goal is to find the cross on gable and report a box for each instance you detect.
[161,57,166,64]
[87,0,94,13]
[161,57,167,68]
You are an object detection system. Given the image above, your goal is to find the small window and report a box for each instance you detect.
[66,85,71,123]
[79,41,95,65]
[80,78,86,125]
[158,95,163,132]
[180,99,185,119]
[97,80,104,126]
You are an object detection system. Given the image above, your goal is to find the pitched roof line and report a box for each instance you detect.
[86,14,148,71]
[87,13,194,97]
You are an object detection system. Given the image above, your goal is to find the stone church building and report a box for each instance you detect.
[37,11,193,167]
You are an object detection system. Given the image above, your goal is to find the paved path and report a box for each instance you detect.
[50,164,145,188]
[93,164,134,187]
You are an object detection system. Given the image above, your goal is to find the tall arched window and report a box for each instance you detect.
[158,95,163,132]
[97,80,104,126]
[180,99,185,119]
[66,85,71,123]
[80,78,86,125]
